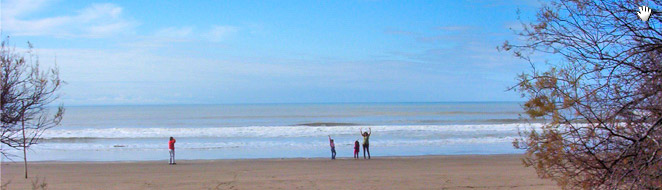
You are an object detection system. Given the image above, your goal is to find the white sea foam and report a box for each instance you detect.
[8,123,543,154]
[40,124,542,139]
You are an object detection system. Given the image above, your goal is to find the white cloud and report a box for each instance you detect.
[1,0,51,18]
[127,25,237,47]
[154,27,194,38]
[2,1,138,38]
[205,25,239,42]
[435,25,474,31]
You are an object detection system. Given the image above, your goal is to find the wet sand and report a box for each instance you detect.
[1,154,558,190]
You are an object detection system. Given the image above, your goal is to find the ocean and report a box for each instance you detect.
[2,102,541,161]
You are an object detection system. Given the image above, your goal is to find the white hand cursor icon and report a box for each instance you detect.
[638,6,652,21]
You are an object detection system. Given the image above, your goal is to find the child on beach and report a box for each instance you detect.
[353,140,360,159]
[328,135,336,160]
[169,137,176,165]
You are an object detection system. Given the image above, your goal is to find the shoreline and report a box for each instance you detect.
[1,154,559,190]
[7,153,524,164]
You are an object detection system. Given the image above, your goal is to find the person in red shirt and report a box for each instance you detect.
[169,137,176,165]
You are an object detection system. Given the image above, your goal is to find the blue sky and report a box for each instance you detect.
[1,0,540,105]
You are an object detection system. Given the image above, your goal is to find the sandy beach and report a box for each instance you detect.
[1,154,558,190]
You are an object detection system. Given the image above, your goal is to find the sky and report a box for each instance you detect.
[0,0,541,105]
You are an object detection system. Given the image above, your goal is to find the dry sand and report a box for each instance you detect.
[1,154,558,190]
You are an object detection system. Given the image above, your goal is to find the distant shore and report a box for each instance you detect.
[1,154,558,190]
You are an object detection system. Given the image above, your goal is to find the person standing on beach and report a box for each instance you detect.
[169,137,176,165]
[353,140,360,159]
[328,135,336,160]
[360,128,371,159]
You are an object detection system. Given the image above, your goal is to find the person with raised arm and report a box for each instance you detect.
[360,128,371,159]
[328,135,336,160]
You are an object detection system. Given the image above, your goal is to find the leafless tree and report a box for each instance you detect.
[501,0,662,189]
[1,38,64,179]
